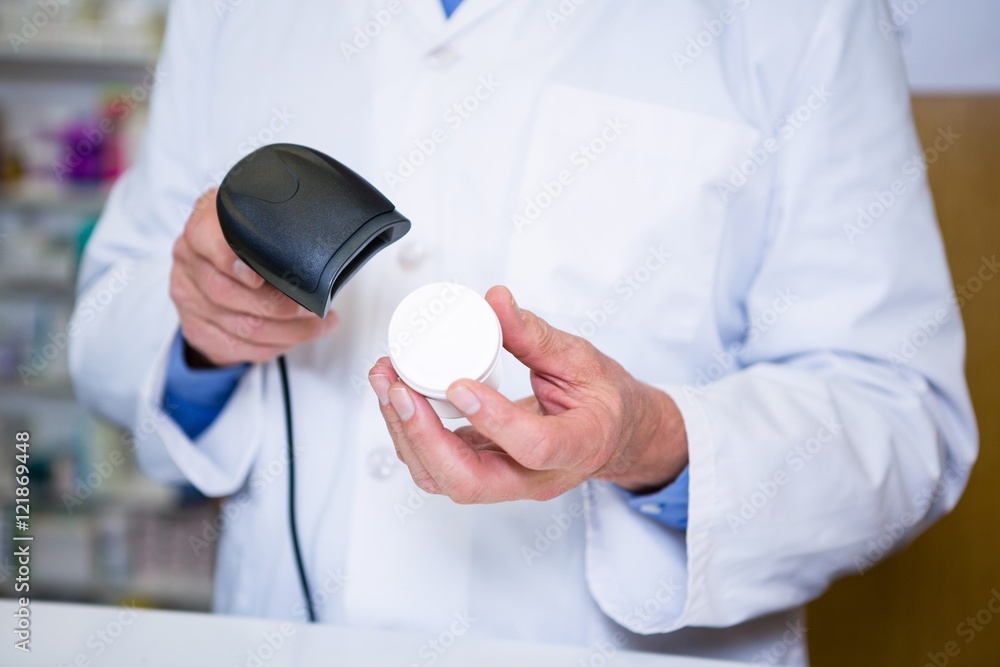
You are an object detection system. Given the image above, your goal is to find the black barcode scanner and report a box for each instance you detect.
[217,143,411,317]
[214,144,410,623]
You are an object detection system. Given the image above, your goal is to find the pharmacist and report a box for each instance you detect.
[69,0,977,664]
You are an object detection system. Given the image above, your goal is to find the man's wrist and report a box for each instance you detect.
[182,336,225,369]
[608,384,689,493]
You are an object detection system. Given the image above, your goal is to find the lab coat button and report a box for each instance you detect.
[398,241,428,270]
[426,47,459,69]
[367,447,400,479]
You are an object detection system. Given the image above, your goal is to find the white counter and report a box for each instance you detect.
[1,600,751,667]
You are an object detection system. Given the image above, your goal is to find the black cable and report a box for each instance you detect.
[277,354,316,623]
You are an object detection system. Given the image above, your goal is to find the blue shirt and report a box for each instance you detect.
[625,467,689,529]
[440,0,463,18]
[161,0,687,528]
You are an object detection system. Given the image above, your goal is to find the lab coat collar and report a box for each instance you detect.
[409,0,511,47]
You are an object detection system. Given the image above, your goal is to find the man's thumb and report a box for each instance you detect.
[485,285,587,378]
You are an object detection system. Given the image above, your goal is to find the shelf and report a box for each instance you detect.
[126,574,214,609]
[32,576,213,610]
[0,279,76,299]
[0,182,108,216]
[0,47,156,81]
[0,380,76,400]
[82,476,180,511]
[6,486,183,520]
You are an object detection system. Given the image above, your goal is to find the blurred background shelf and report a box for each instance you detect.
[0,182,109,215]
[0,280,76,298]
[0,0,164,77]
[0,0,215,615]
[0,380,76,400]
[0,48,156,81]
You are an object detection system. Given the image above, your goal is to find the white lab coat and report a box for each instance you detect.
[69,1,977,664]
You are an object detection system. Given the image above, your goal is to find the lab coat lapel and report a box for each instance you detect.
[440,0,512,38]
[407,0,449,39]
[408,0,512,48]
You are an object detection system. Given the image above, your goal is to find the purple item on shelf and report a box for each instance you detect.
[58,121,108,183]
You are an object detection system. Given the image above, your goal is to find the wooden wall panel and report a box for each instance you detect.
[808,96,1000,666]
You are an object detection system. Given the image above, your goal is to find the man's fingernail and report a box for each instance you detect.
[508,288,523,319]
[447,384,481,415]
[389,387,415,421]
[232,260,259,286]
[369,374,391,406]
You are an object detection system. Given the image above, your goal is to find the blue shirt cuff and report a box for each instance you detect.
[624,466,690,530]
[162,332,248,440]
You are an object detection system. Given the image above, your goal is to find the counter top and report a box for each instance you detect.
[1,600,751,666]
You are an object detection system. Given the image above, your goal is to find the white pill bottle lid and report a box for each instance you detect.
[388,282,503,419]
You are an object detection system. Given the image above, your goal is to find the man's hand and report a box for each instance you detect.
[169,189,339,366]
[367,286,688,503]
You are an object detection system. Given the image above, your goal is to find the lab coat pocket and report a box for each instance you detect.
[505,84,759,346]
